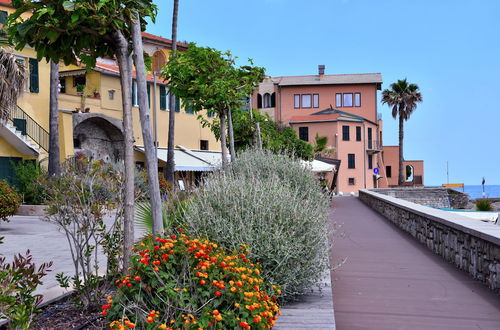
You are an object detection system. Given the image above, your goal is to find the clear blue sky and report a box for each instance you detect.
[147,0,500,186]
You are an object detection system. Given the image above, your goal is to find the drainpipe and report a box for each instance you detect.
[278,85,282,124]
[363,121,367,189]
[153,71,158,158]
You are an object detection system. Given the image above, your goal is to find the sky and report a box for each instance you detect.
[146,0,500,186]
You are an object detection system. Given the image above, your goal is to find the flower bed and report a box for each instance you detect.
[104,231,281,329]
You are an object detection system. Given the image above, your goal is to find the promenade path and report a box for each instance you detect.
[331,196,500,330]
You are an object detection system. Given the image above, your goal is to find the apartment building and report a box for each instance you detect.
[0,1,220,186]
[254,65,424,193]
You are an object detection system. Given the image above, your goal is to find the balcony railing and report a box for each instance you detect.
[366,139,382,152]
[6,106,49,152]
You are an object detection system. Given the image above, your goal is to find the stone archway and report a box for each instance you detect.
[73,114,124,162]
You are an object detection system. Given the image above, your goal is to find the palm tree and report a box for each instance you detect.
[165,0,179,183]
[381,78,422,185]
[0,48,25,122]
[48,61,60,176]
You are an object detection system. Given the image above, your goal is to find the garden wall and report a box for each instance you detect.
[369,187,469,209]
[359,189,500,292]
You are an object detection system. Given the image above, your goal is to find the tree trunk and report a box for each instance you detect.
[165,0,179,183]
[113,30,135,272]
[219,110,228,167]
[48,61,60,176]
[131,14,163,235]
[227,106,236,162]
[256,121,263,150]
[398,113,405,186]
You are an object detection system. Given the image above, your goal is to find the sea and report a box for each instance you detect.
[449,185,500,199]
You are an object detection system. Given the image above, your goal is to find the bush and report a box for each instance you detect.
[476,199,493,211]
[0,180,21,222]
[183,149,331,301]
[104,232,281,329]
[12,160,46,205]
[0,236,52,328]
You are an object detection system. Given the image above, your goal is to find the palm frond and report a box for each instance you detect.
[0,47,25,121]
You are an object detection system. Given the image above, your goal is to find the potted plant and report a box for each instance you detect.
[76,84,85,96]
[93,89,100,98]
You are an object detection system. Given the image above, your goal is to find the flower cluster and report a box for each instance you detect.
[105,231,281,329]
[0,180,21,222]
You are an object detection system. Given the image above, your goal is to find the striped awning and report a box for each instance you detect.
[59,69,86,77]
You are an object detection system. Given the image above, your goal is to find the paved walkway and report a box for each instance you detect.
[331,197,500,330]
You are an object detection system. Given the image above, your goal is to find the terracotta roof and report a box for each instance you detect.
[141,32,188,49]
[0,0,11,6]
[273,73,382,87]
[94,59,167,84]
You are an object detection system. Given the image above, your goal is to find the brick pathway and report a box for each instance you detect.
[331,196,500,330]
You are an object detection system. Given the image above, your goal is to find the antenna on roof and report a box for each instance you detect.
[330,104,334,110]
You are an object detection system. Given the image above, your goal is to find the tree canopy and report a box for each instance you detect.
[7,0,156,67]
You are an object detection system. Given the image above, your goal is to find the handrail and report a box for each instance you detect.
[6,106,49,152]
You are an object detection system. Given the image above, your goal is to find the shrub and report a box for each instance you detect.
[135,193,190,232]
[0,180,21,222]
[183,149,331,301]
[476,199,493,211]
[0,236,52,328]
[104,232,281,329]
[12,160,46,205]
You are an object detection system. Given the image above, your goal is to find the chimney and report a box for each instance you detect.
[318,64,325,76]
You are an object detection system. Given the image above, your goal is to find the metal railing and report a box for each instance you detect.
[366,139,382,151]
[6,106,49,152]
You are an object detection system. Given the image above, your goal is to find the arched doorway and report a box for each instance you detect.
[73,116,124,162]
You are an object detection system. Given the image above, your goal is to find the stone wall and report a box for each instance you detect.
[371,187,469,209]
[359,189,500,293]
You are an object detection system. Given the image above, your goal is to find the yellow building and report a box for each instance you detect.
[0,2,221,186]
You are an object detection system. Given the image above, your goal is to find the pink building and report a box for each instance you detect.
[254,65,424,193]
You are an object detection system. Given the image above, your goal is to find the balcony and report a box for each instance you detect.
[366,139,382,154]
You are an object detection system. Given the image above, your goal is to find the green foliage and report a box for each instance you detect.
[476,199,493,211]
[43,156,143,310]
[381,78,423,121]
[104,232,281,329]
[183,149,331,301]
[0,237,52,328]
[135,192,190,232]
[12,160,46,205]
[162,43,265,118]
[7,0,157,67]
[0,180,21,222]
[199,107,313,160]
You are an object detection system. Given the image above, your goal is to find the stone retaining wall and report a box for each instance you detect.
[359,189,500,292]
[370,187,469,209]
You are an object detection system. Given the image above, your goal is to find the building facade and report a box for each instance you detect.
[0,1,220,186]
[254,65,424,193]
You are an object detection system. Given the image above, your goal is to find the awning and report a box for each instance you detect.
[59,69,86,77]
[135,146,222,172]
[301,159,336,173]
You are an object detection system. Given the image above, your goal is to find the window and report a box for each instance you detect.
[348,154,355,169]
[186,101,194,114]
[348,178,355,185]
[159,86,168,110]
[294,94,300,108]
[174,97,180,112]
[386,166,392,178]
[300,94,311,108]
[335,93,342,107]
[343,93,353,107]
[298,127,309,141]
[313,94,319,108]
[73,75,86,88]
[354,93,361,107]
[200,140,209,151]
[29,58,39,93]
[257,94,263,108]
[59,78,66,93]
[132,81,138,106]
[356,126,361,141]
[271,93,276,107]
[263,93,271,108]
[152,51,166,72]
[342,125,350,141]
[108,89,115,100]
[0,11,8,25]
[207,111,215,118]
[368,154,373,169]
[135,162,145,169]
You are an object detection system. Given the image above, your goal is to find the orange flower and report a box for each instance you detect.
[215,291,222,297]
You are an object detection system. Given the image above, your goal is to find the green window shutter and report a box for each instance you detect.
[0,11,8,25]
[159,86,166,110]
[147,83,151,108]
[29,58,39,93]
[175,97,180,112]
